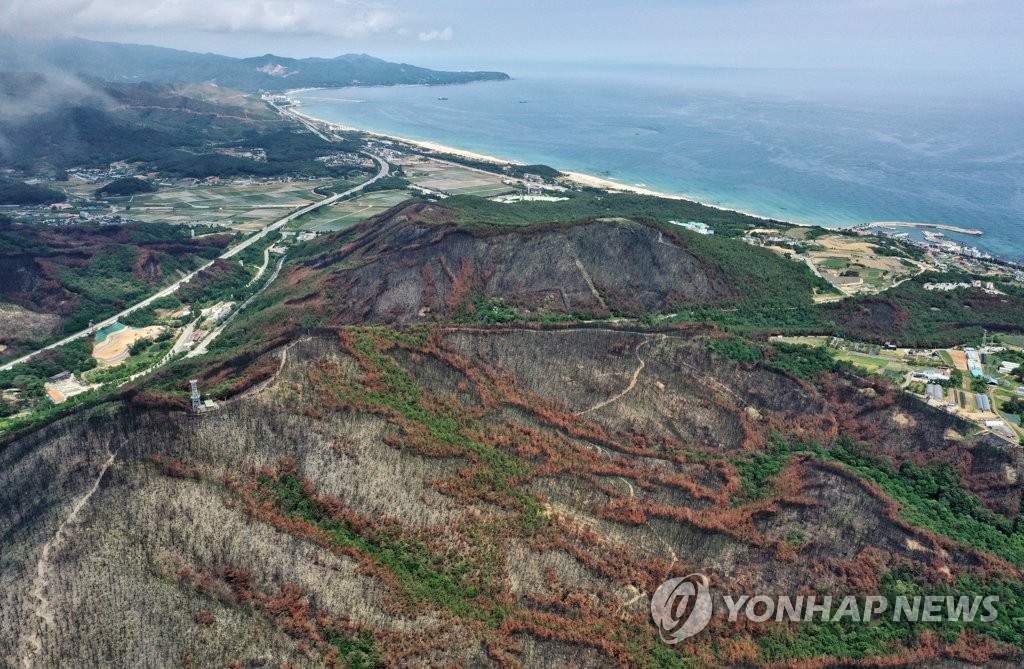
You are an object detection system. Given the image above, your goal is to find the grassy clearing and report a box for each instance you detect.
[834,352,909,375]
[771,335,831,347]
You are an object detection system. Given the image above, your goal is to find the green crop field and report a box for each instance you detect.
[819,257,848,269]
[400,159,514,197]
[835,351,910,375]
[121,180,342,229]
[291,190,412,232]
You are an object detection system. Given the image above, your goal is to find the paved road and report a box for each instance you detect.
[187,254,287,358]
[0,152,389,373]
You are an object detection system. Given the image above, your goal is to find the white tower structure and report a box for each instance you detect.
[190,379,202,412]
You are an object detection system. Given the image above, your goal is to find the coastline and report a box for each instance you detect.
[279,84,1024,265]
[285,101,1013,267]
[286,104,788,225]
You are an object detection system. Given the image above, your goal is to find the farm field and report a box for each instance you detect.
[398,156,514,197]
[784,231,923,295]
[109,180,350,230]
[834,350,911,376]
[993,393,1024,440]
[770,335,830,347]
[947,349,969,372]
[290,190,412,232]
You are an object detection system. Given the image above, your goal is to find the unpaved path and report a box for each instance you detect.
[21,452,116,668]
[567,242,608,311]
[578,335,664,415]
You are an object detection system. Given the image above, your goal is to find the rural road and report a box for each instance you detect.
[246,246,272,287]
[186,254,287,358]
[0,151,389,373]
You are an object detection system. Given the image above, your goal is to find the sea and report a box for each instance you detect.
[293,64,1024,262]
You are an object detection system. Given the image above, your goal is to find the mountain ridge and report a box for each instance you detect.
[0,37,511,92]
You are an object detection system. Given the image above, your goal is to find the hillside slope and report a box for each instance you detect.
[2,327,1022,667]
[261,201,834,333]
[306,205,737,323]
[0,222,232,348]
[0,74,355,175]
[3,205,1024,666]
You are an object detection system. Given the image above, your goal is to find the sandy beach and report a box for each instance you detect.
[288,107,511,165]
[287,105,784,224]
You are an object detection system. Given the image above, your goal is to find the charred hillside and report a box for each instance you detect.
[290,203,786,325]
[3,329,1024,667]
[289,201,1024,346]
[4,204,1024,667]
[0,222,230,344]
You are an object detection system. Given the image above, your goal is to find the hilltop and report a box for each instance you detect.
[211,200,1024,351]
[0,73,349,174]
[301,204,738,323]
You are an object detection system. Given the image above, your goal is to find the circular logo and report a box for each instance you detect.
[650,573,713,644]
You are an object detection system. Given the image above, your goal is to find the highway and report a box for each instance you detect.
[0,152,389,373]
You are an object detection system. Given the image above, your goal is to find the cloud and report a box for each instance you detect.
[0,70,110,158]
[0,0,94,36]
[0,71,106,124]
[418,26,453,42]
[0,0,402,39]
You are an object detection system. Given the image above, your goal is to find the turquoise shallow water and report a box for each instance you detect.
[94,322,126,343]
[294,66,1024,261]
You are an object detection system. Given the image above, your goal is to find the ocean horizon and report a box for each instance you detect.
[293,65,1024,261]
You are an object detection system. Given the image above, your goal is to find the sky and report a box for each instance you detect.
[1,0,1022,73]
